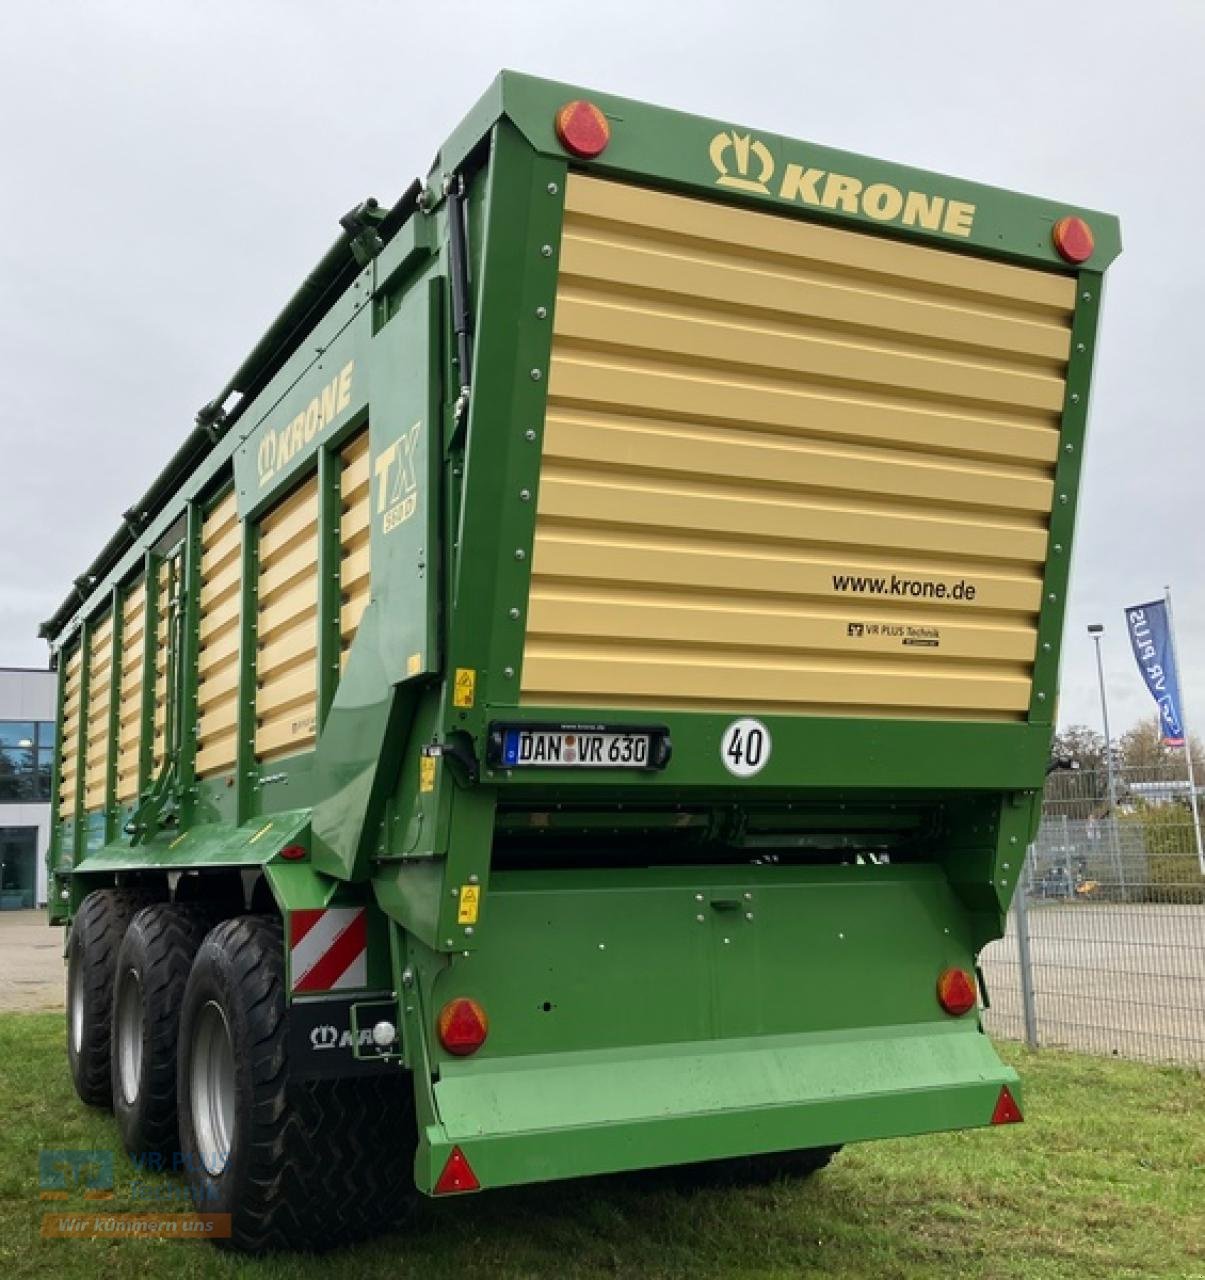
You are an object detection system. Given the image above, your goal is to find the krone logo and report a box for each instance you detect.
[710,130,774,194]
[255,359,355,488]
[257,431,278,483]
[310,1024,339,1051]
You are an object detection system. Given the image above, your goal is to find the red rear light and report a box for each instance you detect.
[437,997,489,1056]
[1052,215,1094,264]
[991,1085,1023,1125]
[434,1145,480,1194]
[936,967,977,1016]
[278,844,306,861]
[554,100,611,159]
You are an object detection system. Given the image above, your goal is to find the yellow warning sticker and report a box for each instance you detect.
[419,754,437,793]
[407,652,422,676]
[453,667,476,708]
[457,884,480,925]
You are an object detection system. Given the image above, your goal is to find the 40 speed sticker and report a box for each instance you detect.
[720,718,772,777]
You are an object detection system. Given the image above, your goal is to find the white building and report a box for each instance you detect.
[0,666,57,909]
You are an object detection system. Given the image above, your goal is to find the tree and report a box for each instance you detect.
[1050,724,1108,774]
[1047,725,1110,817]
[1118,716,1205,778]
[1119,803,1205,905]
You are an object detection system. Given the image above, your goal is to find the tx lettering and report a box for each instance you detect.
[374,422,423,533]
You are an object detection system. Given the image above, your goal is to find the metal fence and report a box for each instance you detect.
[981,765,1205,1066]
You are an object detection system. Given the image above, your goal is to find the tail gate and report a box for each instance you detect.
[375,862,1021,1193]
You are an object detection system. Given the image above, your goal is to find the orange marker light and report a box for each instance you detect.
[936,967,978,1016]
[434,1145,480,1194]
[438,997,489,1056]
[1052,216,1094,264]
[554,100,611,158]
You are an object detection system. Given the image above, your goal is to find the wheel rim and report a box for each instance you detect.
[190,1001,236,1176]
[67,944,84,1055]
[115,968,143,1106]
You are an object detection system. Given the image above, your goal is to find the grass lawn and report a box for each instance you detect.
[0,1011,1200,1279]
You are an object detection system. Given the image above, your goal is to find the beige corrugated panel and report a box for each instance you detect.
[523,175,1076,719]
[57,645,83,821]
[115,580,146,803]
[256,476,318,760]
[83,612,114,812]
[339,428,371,666]
[196,489,242,777]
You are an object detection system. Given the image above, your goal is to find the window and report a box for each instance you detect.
[0,721,55,804]
[0,827,36,909]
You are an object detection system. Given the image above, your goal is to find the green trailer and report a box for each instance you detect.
[43,73,1119,1251]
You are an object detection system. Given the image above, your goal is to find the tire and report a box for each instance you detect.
[177,915,415,1253]
[66,888,154,1108]
[112,903,216,1159]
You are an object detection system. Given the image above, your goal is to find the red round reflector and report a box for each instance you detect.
[554,100,611,159]
[437,997,489,1056]
[278,844,306,861]
[936,967,977,1016]
[1052,215,1094,264]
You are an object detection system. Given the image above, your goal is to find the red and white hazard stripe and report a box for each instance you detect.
[289,908,367,993]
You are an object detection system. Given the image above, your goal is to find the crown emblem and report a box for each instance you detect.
[709,130,774,194]
[310,1023,339,1050]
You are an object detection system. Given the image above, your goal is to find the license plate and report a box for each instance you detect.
[500,728,653,769]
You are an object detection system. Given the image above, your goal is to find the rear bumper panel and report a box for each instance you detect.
[416,1021,1018,1193]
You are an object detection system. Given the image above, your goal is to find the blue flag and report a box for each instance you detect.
[1125,600,1185,746]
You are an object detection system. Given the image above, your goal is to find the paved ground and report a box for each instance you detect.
[0,911,64,1012]
[982,902,1205,1066]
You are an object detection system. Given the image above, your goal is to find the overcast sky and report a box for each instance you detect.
[1,1,1200,738]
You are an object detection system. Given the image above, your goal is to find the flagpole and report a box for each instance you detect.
[1163,584,1205,874]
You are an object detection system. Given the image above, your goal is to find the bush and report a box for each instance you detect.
[1120,804,1205,904]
